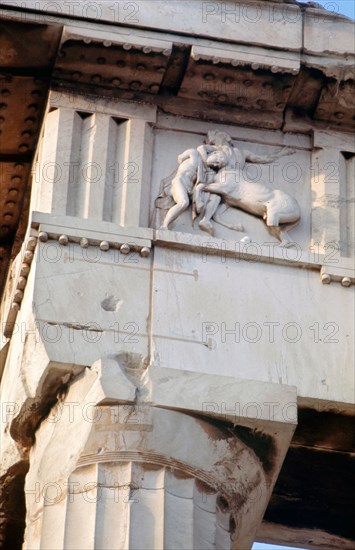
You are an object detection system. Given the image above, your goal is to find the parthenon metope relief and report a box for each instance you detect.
[156,130,300,245]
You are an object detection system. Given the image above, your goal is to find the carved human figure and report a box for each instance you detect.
[201,144,300,244]
[159,143,217,229]
[160,148,203,229]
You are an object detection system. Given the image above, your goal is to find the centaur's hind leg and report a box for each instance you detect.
[265,223,293,246]
[264,204,300,246]
[212,203,244,232]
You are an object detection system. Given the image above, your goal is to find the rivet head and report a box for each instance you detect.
[204,73,215,81]
[149,84,160,93]
[100,240,110,251]
[20,264,30,277]
[27,236,37,251]
[80,237,89,248]
[123,43,132,50]
[243,79,252,87]
[341,276,351,287]
[58,235,69,246]
[140,247,150,258]
[25,116,36,126]
[14,289,24,303]
[38,231,48,242]
[23,250,33,264]
[321,273,331,284]
[217,94,228,102]
[17,276,27,290]
[11,302,20,312]
[120,243,130,255]
[335,112,344,120]
[111,78,121,86]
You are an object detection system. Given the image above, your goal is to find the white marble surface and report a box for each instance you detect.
[151,246,354,405]
[22,358,292,550]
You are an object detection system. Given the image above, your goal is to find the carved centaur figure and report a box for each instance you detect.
[200,145,301,245]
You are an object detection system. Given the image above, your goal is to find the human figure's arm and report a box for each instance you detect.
[177,148,195,164]
[197,144,217,163]
[243,147,295,164]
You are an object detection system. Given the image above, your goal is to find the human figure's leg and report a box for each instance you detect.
[161,177,190,228]
[199,195,221,235]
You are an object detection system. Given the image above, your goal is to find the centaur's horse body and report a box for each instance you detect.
[201,146,301,245]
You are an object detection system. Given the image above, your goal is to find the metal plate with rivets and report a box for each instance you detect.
[0,19,62,293]
[53,39,169,98]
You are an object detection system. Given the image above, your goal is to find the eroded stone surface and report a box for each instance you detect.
[22,357,295,550]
